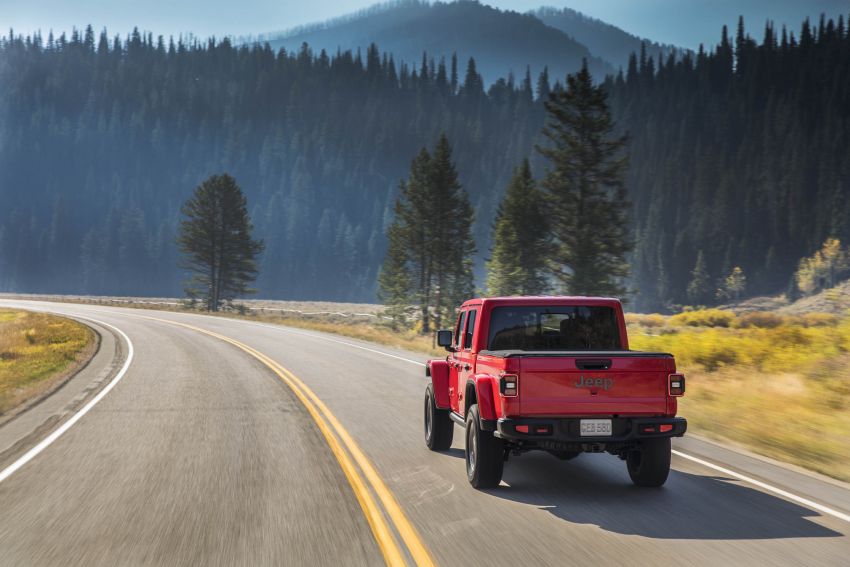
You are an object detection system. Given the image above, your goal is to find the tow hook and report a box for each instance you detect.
[583,443,605,453]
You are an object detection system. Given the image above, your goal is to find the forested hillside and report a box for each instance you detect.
[0,29,542,300]
[609,17,850,310]
[257,0,612,84]
[0,15,847,308]
[532,6,681,70]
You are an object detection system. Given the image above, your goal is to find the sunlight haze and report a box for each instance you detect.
[3,0,847,49]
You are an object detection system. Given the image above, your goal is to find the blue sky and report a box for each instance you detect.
[1,1,847,50]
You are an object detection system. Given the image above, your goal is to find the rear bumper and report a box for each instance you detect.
[495,416,687,445]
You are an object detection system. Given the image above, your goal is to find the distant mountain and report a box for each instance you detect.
[258,0,614,85]
[546,0,849,51]
[531,6,684,71]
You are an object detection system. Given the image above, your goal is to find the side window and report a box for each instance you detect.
[454,311,467,350]
[464,310,478,350]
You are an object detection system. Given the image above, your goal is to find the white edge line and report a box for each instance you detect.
[0,316,134,484]
[672,450,850,523]
[249,321,427,367]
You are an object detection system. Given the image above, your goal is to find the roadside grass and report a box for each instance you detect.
[628,311,850,481]
[0,309,94,415]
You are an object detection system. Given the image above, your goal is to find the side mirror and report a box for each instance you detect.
[436,329,454,350]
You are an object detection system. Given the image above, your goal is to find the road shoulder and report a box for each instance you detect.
[0,318,124,470]
[674,434,850,518]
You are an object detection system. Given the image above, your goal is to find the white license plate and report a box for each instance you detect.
[580,419,612,436]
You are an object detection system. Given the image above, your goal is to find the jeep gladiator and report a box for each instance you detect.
[424,297,687,488]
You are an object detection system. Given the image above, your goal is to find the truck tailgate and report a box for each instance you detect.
[517,354,672,416]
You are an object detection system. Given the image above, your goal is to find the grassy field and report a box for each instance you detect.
[627,309,850,481]
[0,309,94,416]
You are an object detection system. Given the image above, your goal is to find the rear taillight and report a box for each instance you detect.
[500,374,518,397]
[669,373,685,396]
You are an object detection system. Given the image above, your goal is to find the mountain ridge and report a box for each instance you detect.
[532,5,684,70]
[250,0,621,84]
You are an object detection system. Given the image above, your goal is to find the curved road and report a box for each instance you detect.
[0,300,847,566]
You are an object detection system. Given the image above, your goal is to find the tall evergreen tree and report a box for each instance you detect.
[428,134,476,329]
[376,218,412,328]
[378,135,475,333]
[537,63,632,296]
[177,174,265,311]
[486,159,549,296]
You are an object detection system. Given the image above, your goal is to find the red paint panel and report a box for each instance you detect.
[518,357,669,416]
[428,360,451,409]
[474,375,499,420]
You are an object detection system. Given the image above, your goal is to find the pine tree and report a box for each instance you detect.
[378,135,475,333]
[686,250,711,305]
[536,66,550,101]
[486,159,549,296]
[177,174,265,311]
[460,57,484,99]
[536,63,632,297]
[376,219,412,328]
[428,134,476,329]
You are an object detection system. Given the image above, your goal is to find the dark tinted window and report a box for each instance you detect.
[454,311,467,349]
[464,310,477,350]
[487,306,621,351]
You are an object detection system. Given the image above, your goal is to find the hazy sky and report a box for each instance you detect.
[1,1,847,49]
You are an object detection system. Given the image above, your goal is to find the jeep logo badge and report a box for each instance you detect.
[574,375,614,391]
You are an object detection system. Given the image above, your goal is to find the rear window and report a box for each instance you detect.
[487,306,622,351]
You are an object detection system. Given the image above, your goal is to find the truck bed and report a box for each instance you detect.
[478,350,673,358]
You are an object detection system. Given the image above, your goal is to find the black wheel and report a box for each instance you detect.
[627,438,671,487]
[465,404,504,488]
[424,384,454,450]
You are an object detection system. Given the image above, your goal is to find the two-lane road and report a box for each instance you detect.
[0,300,847,566]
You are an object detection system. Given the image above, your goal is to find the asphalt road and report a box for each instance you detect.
[0,300,847,566]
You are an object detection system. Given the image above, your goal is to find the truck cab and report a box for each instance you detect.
[424,296,687,489]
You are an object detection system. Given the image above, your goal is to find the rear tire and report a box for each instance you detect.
[627,438,671,487]
[424,384,453,450]
[465,404,504,488]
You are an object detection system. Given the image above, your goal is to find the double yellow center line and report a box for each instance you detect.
[142,315,435,567]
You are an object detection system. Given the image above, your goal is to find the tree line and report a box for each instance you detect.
[0,28,542,301]
[380,65,632,330]
[0,14,848,310]
[608,15,850,310]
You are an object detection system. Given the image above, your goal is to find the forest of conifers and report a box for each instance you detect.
[0,15,848,310]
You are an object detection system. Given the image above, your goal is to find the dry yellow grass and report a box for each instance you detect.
[630,310,850,481]
[0,309,94,415]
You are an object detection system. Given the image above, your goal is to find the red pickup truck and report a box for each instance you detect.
[424,297,686,489]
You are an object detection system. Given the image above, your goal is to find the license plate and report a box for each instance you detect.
[580,419,612,436]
